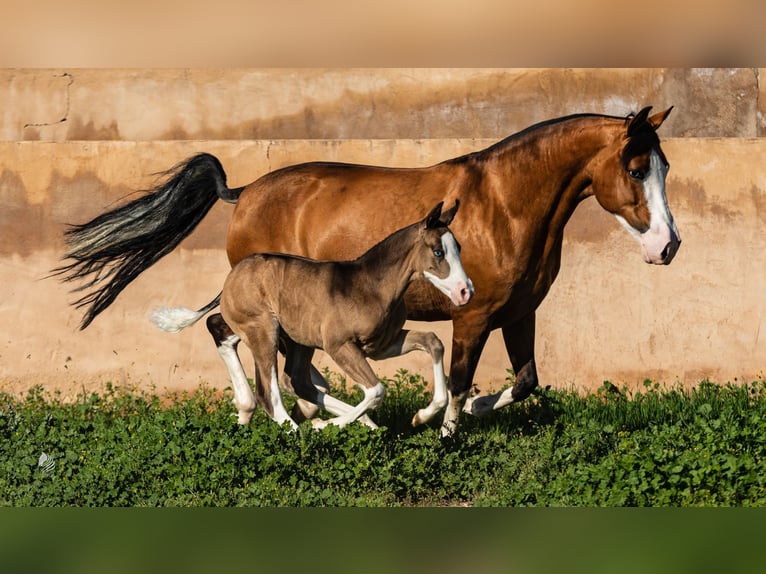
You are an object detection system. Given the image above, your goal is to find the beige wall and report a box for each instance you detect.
[2,68,763,141]
[1,69,765,399]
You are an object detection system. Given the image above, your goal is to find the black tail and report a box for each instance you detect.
[52,153,244,330]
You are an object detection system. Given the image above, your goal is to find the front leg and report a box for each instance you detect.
[315,341,386,429]
[463,312,539,416]
[367,329,448,428]
[283,339,379,429]
[441,317,491,437]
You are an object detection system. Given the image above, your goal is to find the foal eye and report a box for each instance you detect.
[628,169,645,181]
[433,248,444,258]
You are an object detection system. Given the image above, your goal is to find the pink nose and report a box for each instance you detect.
[454,282,474,306]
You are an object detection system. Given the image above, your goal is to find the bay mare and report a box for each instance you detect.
[151,202,473,433]
[55,106,681,432]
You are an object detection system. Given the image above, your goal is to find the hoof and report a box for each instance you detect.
[358,415,379,430]
[439,421,457,438]
[411,409,427,427]
[236,411,254,425]
[311,418,330,430]
[462,395,492,417]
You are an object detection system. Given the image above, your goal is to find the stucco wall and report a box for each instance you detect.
[2,68,763,141]
[1,68,765,399]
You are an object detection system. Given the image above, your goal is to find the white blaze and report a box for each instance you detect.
[614,150,681,264]
[423,231,475,306]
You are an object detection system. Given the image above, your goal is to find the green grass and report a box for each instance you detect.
[1,371,766,506]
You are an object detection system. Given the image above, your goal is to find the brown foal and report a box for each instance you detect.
[152,201,473,431]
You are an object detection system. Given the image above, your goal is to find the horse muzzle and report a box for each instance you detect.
[641,227,681,265]
[450,279,475,306]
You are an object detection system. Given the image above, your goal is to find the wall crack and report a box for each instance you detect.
[23,72,73,130]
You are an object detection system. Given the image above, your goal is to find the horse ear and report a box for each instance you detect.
[425,201,445,229]
[648,106,673,130]
[627,106,652,136]
[438,200,460,227]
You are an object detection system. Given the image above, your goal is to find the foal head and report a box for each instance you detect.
[416,201,474,307]
[590,106,681,265]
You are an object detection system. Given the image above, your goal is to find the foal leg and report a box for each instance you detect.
[369,330,448,429]
[313,342,385,429]
[278,336,326,423]
[286,342,379,429]
[241,320,298,431]
[206,313,256,425]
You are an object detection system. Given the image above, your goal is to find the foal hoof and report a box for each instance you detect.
[358,415,379,430]
[411,409,428,427]
[439,419,458,438]
[311,418,330,430]
[234,410,254,425]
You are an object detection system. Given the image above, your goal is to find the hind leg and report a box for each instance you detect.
[279,334,326,423]
[284,340,379,429]
[239,317,297,430]
[206,313,256,424]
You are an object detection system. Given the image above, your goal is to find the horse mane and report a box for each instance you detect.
[444,111,636,166]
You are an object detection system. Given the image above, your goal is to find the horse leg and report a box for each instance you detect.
[206,313,256,425]
[442,317,491,436]
[284,342,379,429]
[313,341,385,429]
[368,329,448,428]
[463,312,539,416]
[278,336,325,423]
[241,319,298,431]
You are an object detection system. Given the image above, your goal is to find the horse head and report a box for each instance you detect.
[418,200,474,306]
[590,106,681,265]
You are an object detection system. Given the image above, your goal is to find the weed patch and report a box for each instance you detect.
[2,376,765,506]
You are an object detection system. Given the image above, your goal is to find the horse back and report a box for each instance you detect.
[222,251,408,353]
[226,162,462,266]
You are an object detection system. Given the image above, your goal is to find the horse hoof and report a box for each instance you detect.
[439,421,457,438]
[236,411,254,425]
[312,419,329,430]
[411,409,428,427]
[462,396,489,417]
[358,415,379,430]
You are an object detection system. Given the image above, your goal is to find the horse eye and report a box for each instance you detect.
[433,248,444,258]
[628,169,645,181]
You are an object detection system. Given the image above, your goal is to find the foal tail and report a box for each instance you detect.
[149,292,222,333]
[52,153,243,330]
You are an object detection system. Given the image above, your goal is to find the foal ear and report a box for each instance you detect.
[627,106,652,136]
[648,106,673,130]
[425,201,445,229]
[438,200,460,227]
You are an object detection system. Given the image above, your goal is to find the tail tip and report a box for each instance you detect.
[149,306,202,333]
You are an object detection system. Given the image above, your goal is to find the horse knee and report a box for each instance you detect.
[422,332,444,360]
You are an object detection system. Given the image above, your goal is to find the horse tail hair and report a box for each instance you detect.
[150,292,222,333]
[51,153,243,330]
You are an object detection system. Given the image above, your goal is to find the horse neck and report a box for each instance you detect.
[353,224,421,302]
[486,116,621,249]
